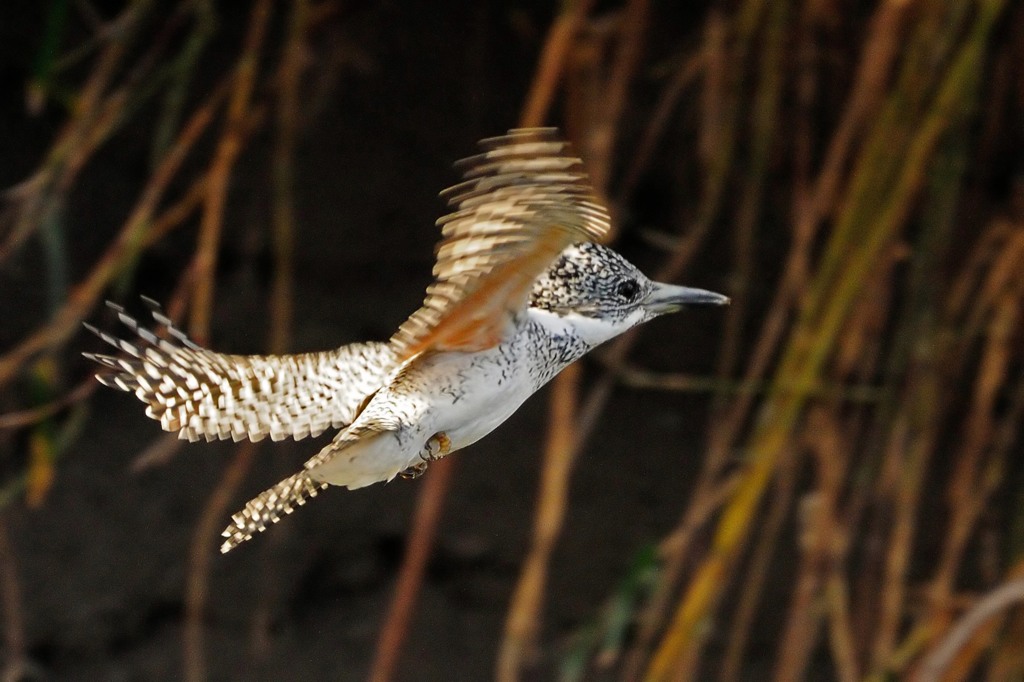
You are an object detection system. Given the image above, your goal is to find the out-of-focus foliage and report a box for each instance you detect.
[1,1,1023,681]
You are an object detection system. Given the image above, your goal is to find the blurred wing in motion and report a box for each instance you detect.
[389,128,611,361]
[84,299,397,443]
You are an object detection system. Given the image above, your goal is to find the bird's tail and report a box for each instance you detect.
[220,470,328,553]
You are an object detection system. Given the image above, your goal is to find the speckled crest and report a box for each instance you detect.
[529,242,653,321]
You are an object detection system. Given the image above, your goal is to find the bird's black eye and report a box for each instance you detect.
[617,278,641,301]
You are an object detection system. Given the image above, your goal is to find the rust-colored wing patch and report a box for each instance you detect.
[390,128,610,361]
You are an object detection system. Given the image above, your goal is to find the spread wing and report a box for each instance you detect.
[84,299,397,443]
[389,128,611,361]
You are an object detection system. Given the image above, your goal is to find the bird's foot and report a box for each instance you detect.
[398,432,452,480]
[399,461,429,479]
[421,432,452,462]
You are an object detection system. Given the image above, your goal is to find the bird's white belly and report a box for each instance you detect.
[311,346,537,489]
[420,349,536,451]
[310,428,410,489]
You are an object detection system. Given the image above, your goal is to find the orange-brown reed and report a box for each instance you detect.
[1,2,1023,681]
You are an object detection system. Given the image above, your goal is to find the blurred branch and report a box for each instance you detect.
[518,0,596,135]
[497,362,581,682]
[0,72,232,390]
[180,2,275,681]
[915,577,1024,682]
[368,457,455,682]
[720,441,799,682]
[647,1,1008,677]
[616,50,704,203]
[0,520,26,680]
[189,0,271,344]
[0,377,94,430]
[183,442,257,682]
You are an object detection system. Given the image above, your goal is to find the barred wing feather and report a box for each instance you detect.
[84,300,396,443]
[389,128,611,360]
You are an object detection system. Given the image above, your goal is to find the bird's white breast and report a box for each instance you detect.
[411,345,538,450]
[311,316,594,488]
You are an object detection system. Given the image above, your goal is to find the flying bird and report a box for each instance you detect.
[84,128,729,552]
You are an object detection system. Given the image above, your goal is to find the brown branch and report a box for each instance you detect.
[183,441,257,682]
[368,457,455,682]
[189,0,272,344]
[518,0,596,131]
[0,378,95,430]
[615,49,704,203]
[584,0,649,215]
[718,445,799,682]
[772,409,848,681]
[915,578,1024,682]
[0,73,231,391]
[0,520,25,680]
[497,362,581,682]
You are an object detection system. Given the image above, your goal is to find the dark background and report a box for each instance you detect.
[2,1,1023,681]
[0,2,730,680]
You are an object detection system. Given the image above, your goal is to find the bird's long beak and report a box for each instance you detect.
[643,282,730,314]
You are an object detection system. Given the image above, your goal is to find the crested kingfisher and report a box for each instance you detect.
[84,128,729,552]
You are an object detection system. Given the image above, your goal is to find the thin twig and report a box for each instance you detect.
[0,520,26,680]
[190,0,272,344]
[518,0,596,132]
[183,442,257,682]
[0,378,95,430]
[497,362,581,682]
[718,444,799,682]
[368,458,455,682]
[616,50,704,203]
[915,578,1024,682]
[0,73,232,390]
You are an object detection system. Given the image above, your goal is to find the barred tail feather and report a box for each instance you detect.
[220,470,328,553]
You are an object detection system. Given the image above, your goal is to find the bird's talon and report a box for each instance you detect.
[420,431,451,463]
[399,461,429,479]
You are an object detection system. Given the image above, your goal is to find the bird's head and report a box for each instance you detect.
[528,242,729,346]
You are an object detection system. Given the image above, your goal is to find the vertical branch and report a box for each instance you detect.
[498,0,653,677]
[647,3,1007,676]
[183,442,257,682]
[718,445,799,682]
[518,0,597,134]
[584,0,649,209]
[368,457,455,682]
[268,0,305,355]
[0,520,25,680]
[190,0,272,344]
[496,362,581,682]
[772,408,851,681]
[181,3,274,680]
[712,0,787,398]
[370,4,598,681]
